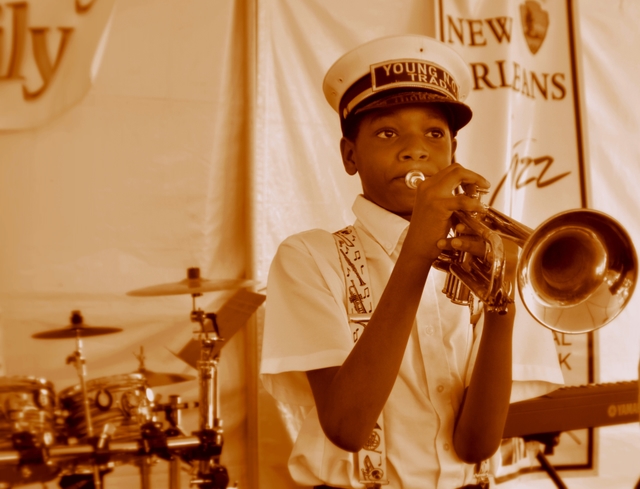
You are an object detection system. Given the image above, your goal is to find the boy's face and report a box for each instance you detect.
[340,104,456,220]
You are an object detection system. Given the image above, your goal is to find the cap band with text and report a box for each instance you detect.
[371,60,459,98]
[340,59,460,121]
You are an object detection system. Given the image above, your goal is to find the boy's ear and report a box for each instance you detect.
[340,137,358,176]
[451,138,458,164]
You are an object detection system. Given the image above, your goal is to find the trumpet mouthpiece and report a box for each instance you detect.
[405,170,425,189]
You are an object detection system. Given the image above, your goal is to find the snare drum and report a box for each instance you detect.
[59,373,155,442]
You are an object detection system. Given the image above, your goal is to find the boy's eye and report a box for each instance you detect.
[426,129,445,138]
[376,129,397,139]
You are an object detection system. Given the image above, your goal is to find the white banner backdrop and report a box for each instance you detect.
[253,0,640,488]
[0,0,116,130]
[0,0,636,488]
[437,0,594,477]
[253,1,437,485]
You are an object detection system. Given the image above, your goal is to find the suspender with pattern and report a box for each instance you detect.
[332,225,490,489]
[333,226,388,488]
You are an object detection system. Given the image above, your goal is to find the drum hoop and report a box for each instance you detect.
[59,372,147,396]
[0,376,55,392]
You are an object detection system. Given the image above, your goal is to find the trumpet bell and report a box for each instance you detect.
[517,209,637,334]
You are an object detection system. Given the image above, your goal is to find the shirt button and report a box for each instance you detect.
[437,385,444,393]
[444,443,450,451]
[426,325,435,335]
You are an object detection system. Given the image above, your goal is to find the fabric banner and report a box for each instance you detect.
[0,0,116,130]
[0,0,253,486]
[436,0,595,479]
[253,2,438,486]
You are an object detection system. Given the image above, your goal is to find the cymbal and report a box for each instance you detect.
[32,326,123,339]
[126,267,256,297]
[32,310,123,340]
[136,368,196,387]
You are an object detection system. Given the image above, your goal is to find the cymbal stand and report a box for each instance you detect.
[187,294,229,489]
[66,334,94,439]
[65,319,101,489]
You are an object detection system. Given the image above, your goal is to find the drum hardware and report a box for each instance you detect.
[179,288,264,488]
[161,395,187,489]
[0,435,203,461]
[171,290,228,489]
[0,431,60,486]
[152,394,200,436]
[127,268,265,488]
[0,426,209,488]
[135,455,154,489]
[152,394,199,489]
[0,434,203,488]
[32,310,124,489]
[56,423,117,489]
[0,269,263,488]
[405,170,638,334]
[169,455,181,489]
[134,418,191,489]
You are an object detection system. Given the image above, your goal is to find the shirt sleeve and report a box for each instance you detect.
[260,230,354,406]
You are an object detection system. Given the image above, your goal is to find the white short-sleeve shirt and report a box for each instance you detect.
[261,195,563,488]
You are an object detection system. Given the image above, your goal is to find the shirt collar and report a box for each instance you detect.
[352,194,410,256]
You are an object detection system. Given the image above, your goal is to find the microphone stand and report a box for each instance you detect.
[523,432,568,489]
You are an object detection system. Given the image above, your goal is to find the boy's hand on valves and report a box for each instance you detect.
[437,223,520,289]
[436,223,486,258]
[414,163,491,220]
[411,164,490,246]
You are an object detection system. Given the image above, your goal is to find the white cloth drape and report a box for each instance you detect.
[0,0,253,486]
[253,0,640,487]
[0,0,637,487]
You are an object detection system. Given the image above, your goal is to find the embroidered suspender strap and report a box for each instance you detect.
[456,459,490,488]
[332,226,389,488]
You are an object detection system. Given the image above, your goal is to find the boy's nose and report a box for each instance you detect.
[399,137,429,161]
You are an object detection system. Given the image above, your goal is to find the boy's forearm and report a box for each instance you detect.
[313,250,434,451]
[452,306,515,463]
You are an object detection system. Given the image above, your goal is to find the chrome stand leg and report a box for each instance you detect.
[169,457,181,489]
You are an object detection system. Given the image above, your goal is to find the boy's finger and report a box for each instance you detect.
[451,237,487,258]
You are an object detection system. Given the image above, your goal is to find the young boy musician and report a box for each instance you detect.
[261,34,561,489]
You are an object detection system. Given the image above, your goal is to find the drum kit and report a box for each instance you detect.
[0,267,265,489]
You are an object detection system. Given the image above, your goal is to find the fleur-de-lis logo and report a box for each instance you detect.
[519,0,549,55]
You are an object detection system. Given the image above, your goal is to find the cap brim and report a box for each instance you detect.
[351,89,473,133]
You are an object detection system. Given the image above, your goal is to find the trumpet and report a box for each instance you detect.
[405,170,637,334]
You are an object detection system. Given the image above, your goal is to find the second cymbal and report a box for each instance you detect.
[136,368,196,387]
[131,346,195,387]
